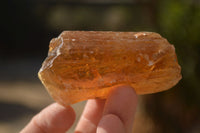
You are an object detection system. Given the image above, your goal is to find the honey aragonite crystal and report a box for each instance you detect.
[38,31,182,106]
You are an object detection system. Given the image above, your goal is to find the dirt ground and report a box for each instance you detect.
[0,81,155,133]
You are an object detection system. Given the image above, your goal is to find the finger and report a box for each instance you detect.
[20,103,76,133]
[97,114,125,133]
[75,99,105,133]
[97,85,138,133]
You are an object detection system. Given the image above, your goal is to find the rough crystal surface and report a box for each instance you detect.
[38,31,182,105]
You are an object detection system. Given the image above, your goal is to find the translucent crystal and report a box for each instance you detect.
[38,31,182,106]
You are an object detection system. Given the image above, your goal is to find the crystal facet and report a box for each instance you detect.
[38,31,182,105]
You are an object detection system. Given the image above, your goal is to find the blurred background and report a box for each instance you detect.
[0,0,200,132]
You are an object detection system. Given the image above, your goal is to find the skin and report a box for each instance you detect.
[21,85,138,133]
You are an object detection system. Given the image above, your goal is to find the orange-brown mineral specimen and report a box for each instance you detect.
[38,31,182,106]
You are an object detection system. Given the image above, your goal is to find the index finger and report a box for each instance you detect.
[98,85,138,133]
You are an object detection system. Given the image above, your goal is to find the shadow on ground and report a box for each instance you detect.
[0,102,38,122]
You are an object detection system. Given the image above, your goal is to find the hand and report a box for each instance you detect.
[20,85,138,133]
